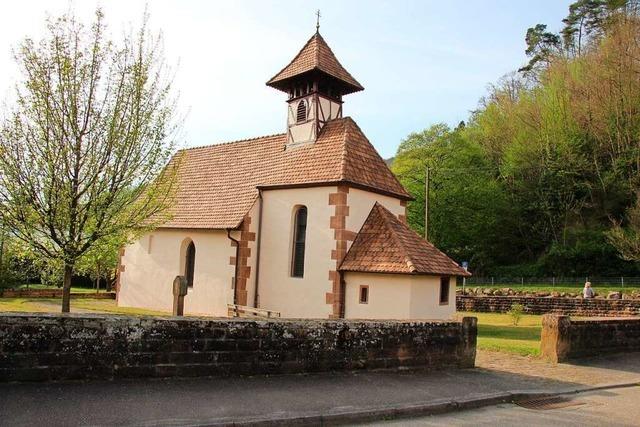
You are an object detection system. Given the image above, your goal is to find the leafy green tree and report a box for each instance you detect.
[76,233,126,292]
[392,3,640,275]
[0,9,178,312]
[519,24,562,73]
[608,199,640,261]
[392,125,514,272]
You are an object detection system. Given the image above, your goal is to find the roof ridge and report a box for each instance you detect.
[339,117,351,179]
[342,118,408,194]
[266,32,318,85]
[179,132,286,152]
[373,203,418,273]
[314,33,362,90]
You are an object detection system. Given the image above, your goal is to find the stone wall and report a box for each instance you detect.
[457,295,640,317]
[0,289,115,299]
[0,313,477,382]
[541,314,640,362]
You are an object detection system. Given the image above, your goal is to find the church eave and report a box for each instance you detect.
[256,180,414,201]
[266,68,364,95]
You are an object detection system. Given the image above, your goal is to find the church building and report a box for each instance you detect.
[116,28,470,319]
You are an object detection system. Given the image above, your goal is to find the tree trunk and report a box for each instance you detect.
[61,264,73,313]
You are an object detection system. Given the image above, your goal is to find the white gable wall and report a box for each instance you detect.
[346,188,406,243]
[344,272,455,320]
[117,229,235,316]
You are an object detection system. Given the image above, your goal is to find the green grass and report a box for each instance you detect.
[459,284,640,294]
[0,297,168,316]
[459,311,542,357]
[14,284,105,293]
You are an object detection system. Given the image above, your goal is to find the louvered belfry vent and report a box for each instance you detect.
[296,100,307,123]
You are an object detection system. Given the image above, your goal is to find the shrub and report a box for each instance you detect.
[508,303,525,326]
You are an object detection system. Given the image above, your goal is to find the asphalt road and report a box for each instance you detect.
[369,386,640,427]
[2,352,638,426]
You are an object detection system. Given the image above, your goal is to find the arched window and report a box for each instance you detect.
[291,206,307,277]
[296,99,307,123]
[185,241,196,288]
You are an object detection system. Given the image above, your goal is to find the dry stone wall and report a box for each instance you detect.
[457,295,640,317]
[541,314,640,362]
[0,313,477,382]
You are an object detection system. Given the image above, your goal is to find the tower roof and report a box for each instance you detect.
[339,203,470,277]
[266,32,364,95]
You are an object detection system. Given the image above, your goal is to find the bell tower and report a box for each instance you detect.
[266,28,364,148]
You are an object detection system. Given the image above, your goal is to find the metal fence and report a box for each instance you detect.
[457,277,640,288]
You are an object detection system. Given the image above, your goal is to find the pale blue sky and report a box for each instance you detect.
[0,1,573,157]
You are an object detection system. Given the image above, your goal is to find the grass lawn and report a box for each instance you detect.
[458,311,542,357]
[458,284,640,294]
[0,297,168,316]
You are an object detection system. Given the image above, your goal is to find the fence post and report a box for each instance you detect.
[552,277,555,287]
[521,277,524,285]
[491,277,494,286]
[622,277,624,288]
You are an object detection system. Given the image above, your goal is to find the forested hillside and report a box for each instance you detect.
[392,0,640,276]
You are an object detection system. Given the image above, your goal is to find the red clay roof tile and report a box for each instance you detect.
[339,203,470,277]
[266,32,363,94]
[162,118,410,229]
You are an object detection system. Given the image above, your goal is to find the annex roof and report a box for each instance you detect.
[339,203,471,277]
[162,118,410,229]
[266,32,364,94]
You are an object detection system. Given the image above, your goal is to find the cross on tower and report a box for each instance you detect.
[316,10,321,31]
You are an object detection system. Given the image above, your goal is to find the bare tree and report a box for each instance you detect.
[0,8,179,312]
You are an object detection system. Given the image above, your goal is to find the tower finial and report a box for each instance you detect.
[315,9,321,32]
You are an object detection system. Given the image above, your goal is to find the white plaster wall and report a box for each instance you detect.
[409,275,456,320]
[346,188,405,243]
[258,186,337,318]
[344,272,455,320]
[118,229,235,316]
[344,272,412,319]
[318,96,341,121]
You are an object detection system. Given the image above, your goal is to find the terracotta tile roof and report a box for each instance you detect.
[339,203,471,277]
[266,32,363,94]
[162,118,410,229]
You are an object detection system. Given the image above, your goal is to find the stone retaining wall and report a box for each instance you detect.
[457,295,640,317]
[0,313,477,382]
[0,289,115,299]
[541,314,640,362]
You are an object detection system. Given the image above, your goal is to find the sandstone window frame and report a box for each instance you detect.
[439,276,450,305]
[359,285,369,304]
[182,239,196,288]
[291,205,308,278]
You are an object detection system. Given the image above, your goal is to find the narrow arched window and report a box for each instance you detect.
[296,100,307,123]
[185,241,196,287]
[291,206,307,277]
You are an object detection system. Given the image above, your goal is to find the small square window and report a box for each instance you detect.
[440,277,450,305]
[359,285,369,304]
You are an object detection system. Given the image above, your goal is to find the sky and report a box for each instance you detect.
[0,0,574,158]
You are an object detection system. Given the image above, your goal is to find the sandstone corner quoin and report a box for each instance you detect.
[0,313,477,382]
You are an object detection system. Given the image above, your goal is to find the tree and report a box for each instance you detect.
[608,199,640,261]
[76,233,126,292]
[0,9,178,312]
[518,24,562,73]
